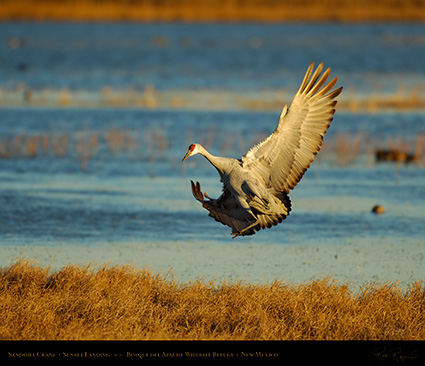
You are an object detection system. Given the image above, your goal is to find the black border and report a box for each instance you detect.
[2,340,425,365]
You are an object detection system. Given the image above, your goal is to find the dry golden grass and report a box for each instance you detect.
[1,259,424,340]
[1,0,425,22]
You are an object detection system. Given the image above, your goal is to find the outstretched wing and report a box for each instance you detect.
[190,181,291,237]
[242,62,342,193]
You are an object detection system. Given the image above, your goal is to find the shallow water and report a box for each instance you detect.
[0,22,424,284]
[1,108,424,246]
[2,22,425,91]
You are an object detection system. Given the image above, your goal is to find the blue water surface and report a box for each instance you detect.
[1,22,425,90]
[0,22,424,249]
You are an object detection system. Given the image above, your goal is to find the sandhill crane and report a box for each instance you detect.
[182,62,342,237]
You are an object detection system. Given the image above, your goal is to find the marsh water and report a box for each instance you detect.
[0,23,424,266]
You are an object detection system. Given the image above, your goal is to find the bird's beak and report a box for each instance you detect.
[182,150,191,162]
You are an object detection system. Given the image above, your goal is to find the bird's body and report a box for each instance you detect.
[182,62,342,237]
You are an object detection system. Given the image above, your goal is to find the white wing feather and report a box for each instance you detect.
[242,62,342,193]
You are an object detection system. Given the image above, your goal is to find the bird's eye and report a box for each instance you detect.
[189,144,196,151]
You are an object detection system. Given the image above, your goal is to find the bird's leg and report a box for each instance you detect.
[231,219,259,238]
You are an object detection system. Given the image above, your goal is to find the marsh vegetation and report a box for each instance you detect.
[1,126,423,170]
[1,260,424,340]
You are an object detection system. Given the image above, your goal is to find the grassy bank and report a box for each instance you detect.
[1,260,424,340]
[1,0,425,22]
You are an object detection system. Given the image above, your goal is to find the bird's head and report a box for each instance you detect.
[182,143,201,162]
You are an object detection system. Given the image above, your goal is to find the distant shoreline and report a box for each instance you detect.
[2,87,425,113]
[1,0,425,22]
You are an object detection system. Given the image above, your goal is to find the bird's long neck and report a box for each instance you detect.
[198,145,229,174]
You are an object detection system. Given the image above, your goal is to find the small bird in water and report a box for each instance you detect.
[182,62,342,237]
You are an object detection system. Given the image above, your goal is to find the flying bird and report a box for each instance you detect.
[182,62,342,238]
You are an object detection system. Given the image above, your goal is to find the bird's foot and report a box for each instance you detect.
[204,192,212,199]
[231,232,241,239]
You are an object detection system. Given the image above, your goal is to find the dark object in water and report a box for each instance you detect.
[372,205,385,214]
[375,149,419,163]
